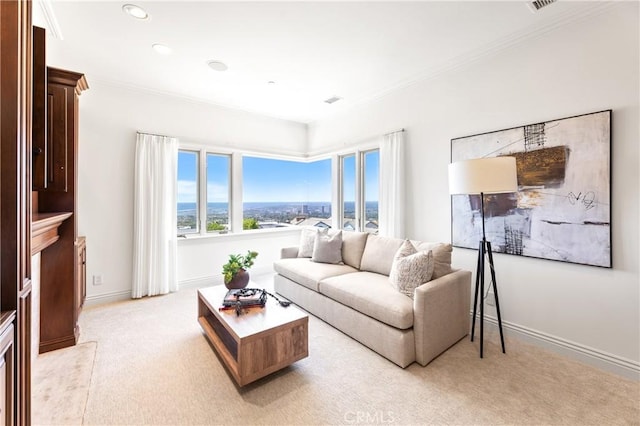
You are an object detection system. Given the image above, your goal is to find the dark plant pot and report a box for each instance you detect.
[225,269,250,290]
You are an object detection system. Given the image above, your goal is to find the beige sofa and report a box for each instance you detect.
[273,231,471,368]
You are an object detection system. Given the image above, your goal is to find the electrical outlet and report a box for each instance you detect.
[486,292,495,306]
[93,275,103,286]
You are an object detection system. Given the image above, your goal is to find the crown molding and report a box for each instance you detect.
[37,0,64,40]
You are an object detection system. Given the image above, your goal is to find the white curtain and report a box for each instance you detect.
[379,130,405,238]
[132,133,179,298]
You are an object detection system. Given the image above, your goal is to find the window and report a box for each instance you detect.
[341,154,356,231]
[177,150,199,233]
[177,149,230,235]
[177,145,378,236]
[339,149,379,233]
[362,150,379,233]
[242,156,331,230]
[206,154,231,233]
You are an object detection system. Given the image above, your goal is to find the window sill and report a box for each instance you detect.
[177,226,302,242]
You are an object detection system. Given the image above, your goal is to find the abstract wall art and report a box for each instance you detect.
[451,110,611,268]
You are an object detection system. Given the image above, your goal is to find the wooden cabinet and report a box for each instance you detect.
[37,67,88,353]
[39,67,87,198]
[75,237,86,315]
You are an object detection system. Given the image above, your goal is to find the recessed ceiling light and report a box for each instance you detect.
[152,43,172,55]
[324,96,342,104]
[267,81,276,85]
[207,60,228,72]
[122,4,149,20]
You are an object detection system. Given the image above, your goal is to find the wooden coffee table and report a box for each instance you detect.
[197,286,308,386]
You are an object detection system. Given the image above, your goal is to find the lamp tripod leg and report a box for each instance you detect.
[479,241,485,358]
[470,242,483,343]
[486,242,506,354]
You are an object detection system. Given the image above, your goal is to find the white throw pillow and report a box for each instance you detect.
[311,229,343,264]
[389,240,434,299]
[298,228,317,258]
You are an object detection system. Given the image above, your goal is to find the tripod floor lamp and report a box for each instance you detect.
[448,156,518,358]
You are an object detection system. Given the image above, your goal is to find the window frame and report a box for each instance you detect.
[361,148,379,233]
[337,147,379,233]
[177,149,201,235]
[178,144,233,237]
[204,151,232,234]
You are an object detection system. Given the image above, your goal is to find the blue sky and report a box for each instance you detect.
[243,156,332,202]
[177,151,379,203]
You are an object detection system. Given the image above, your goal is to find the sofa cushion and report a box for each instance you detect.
[389,240,434,299]
[274,258,357,292]
[413,242,453,279]
[298,228,316,258]
[312,229,343,264]
[341,231,369,269]
[319,272,414,329]
[359,235,404,276]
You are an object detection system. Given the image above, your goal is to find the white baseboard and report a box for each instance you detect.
[179,276,221,289]
[475,312,639,381]
[84,290,131,307]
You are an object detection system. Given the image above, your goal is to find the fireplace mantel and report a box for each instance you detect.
[31,212,72,255]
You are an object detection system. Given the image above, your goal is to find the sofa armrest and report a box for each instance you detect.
[280,246,299,259]
[413,269,471,366]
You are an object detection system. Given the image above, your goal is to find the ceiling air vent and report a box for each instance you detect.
[527,0,556,13]
[324,96,342,105]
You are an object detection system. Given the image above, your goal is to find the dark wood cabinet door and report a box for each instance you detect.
[46,84,68,192]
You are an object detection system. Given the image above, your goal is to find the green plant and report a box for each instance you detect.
[243,218,259,230]
[222,250,258,284]
[207,221,226,232]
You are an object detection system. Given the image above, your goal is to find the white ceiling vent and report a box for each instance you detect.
[527,0,557,13]
[324,96,342,104]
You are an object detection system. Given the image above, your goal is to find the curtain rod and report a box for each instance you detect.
[136,131,178,139]
[384,128,405,136]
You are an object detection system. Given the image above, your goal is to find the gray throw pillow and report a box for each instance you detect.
[311,230,343,264]
[389,240,434,299]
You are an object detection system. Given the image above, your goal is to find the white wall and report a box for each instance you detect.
[309,4,639,376]
[177,229,300,287]
[77,82,306,303]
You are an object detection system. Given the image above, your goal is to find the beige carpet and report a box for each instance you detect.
[32,341,96,425]
[33,276,639,425]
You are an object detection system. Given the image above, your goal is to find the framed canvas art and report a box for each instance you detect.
[450,110,611,268]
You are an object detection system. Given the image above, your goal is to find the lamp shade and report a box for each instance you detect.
[448,157,518,195]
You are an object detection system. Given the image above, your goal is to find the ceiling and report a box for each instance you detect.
[34,1,609,124]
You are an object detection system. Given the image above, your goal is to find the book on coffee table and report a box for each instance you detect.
[222,288,266,307]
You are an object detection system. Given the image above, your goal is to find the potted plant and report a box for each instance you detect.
[222,250,258,289]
